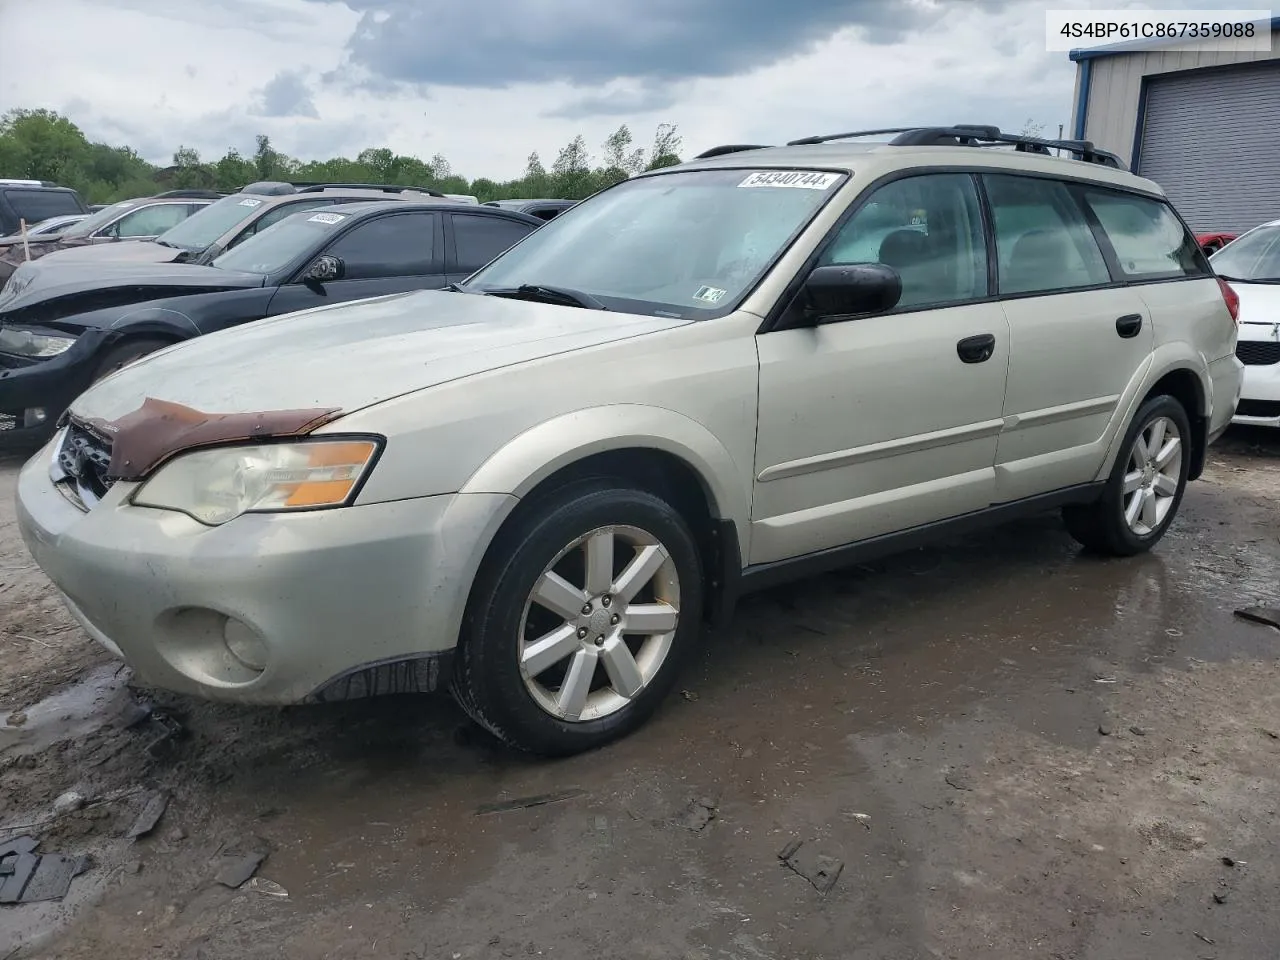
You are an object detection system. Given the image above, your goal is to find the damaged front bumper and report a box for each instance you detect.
[16,435,514,705]
[0,333,97,442]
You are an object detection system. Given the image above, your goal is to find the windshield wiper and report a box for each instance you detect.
[484,283,608,311]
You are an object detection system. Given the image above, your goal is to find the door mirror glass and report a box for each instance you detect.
[801,263,901,321]
[305,255,344,283]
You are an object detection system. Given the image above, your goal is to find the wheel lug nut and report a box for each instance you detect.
[610,614,620,625]
[581,602,592,615]
[577,627,588,639]
[594,635,605,646]
[601,595,611,607]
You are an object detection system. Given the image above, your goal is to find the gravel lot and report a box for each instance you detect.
[1,431,1279,960]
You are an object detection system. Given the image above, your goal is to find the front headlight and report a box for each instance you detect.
[0,326,76,357]
[132,438,380,526]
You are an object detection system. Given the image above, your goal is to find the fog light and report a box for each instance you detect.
[223,618,268,671]
[23,407,46,428]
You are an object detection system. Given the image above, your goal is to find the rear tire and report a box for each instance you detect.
[451,480,704,756]
[1063,394,1191,556]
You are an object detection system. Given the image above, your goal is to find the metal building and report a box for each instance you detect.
[1069,19,1280,233]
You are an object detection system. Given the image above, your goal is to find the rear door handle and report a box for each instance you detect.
[956,333,996,364]
[1116,314,1143,338]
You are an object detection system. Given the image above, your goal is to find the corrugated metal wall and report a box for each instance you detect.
[1137,61,1280,232]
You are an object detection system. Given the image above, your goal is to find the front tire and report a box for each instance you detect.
[1063,394,1191,556]
[452,480,704,756]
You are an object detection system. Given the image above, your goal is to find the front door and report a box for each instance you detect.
[752,173,1010,565]
[267,211,445,317]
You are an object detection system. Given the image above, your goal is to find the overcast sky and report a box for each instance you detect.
[0,0,1248,180]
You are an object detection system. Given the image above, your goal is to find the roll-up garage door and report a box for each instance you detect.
[1137,60,1280,234]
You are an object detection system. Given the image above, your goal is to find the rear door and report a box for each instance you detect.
[265,210,444,317]
[445,212,540,285]
[986,173,1153,503]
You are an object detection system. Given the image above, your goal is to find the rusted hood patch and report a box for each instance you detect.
[77,397,343,481]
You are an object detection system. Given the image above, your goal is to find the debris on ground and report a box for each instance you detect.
[944,770,973,791]
[1233,606,1280,630]
[1098,723,1113,736]
[215,851,268,889]
[6,710,27,727]
[1129,726,1148,737]
[126,790,169,840]
[676,798,717,833]
[0,836,92,904]
[474,790,587,816]
[778,838,844,893]
[680,690,699,702]
[243,877,289,898]
[52,791,86,816]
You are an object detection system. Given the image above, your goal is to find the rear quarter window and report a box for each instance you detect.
[1082,189,1208,280]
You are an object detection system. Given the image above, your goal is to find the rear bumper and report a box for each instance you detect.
[1208,353,1245,440]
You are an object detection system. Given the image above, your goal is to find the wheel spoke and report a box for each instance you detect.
[624,602,678,635]
[1132,432,1150,462]
[522,623,581,677]
[584,530,615,597]
[1155,436,1181,470]
[1122,470,1144,495]
[599,636,644,699]
[1141,484,1159,528]
[1125,489,1145,527]
[532,571,587,620]
[612,545,667,603]
[1147,419,1166,456]
[1153,473,1178,497]
[556,648,597,720]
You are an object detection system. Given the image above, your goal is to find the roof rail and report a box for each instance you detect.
[292,182,447,198]
[694,144,771,159]
[153,189,225,199]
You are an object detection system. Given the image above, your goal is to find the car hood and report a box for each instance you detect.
[0,259,263,319]
[36,240,182,266]
[73,289,691,423]
[1229,280,1280,337]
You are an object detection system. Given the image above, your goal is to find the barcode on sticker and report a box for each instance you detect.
[308,212,346,224]
[739,171,840,190]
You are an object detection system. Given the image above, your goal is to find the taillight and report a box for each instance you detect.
[1217,276,1240,322]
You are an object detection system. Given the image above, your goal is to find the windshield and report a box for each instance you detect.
[158,193,270,252]
[59,200,138,239]
[211,208,351,275]
[1210,224,1280,281]
[465,167,846,317]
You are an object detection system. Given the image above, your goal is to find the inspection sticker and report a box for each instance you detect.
[307,212,347,224]
[738,171,840,190]
[237,197,263,207]
[693,285,727,304]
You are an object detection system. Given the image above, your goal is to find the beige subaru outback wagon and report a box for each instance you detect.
[15,125,1243,756]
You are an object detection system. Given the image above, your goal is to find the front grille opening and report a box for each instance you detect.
[1236,399,1280,419]
[1236,341,1280,366]
[56,422,115,507]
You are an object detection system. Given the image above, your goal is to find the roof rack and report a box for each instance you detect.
[153,189,225,199]
[696,125,1125,169]
[292,182,447,198]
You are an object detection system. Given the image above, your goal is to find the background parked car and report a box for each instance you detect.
[25,181,456,273]
[0,190,223,285]
[483,198,577,221]
[1198,232,1237,256]
[0,200,542,440]
[1209,220,1280,427]
[0,180,90,236]
[0,213,88,241]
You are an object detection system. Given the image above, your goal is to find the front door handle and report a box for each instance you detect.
[956,333,996,364]
[1116,313,1143,338]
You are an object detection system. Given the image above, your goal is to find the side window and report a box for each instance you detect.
[1081,189,1207,280]
[820,173,987,310]
[113,204,191,238]
[984,175,1110,295]
[453,214,538,273]
[322,212,438,280]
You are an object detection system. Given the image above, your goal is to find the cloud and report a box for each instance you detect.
[311,0,1008,90]
[253,71,321,118]
[543,81,680,120]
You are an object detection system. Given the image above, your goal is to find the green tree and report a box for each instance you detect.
[646,123,682,170]
[172,145,214,189]
[0,108,90,182]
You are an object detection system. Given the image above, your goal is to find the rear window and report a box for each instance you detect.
[1082,189,1207,280]
[3,188,85,224]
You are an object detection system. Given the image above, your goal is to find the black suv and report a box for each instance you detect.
[0,200,542,441]
[0,181,90,236]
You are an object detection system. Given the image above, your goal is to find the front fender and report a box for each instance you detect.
[458,404,751,547]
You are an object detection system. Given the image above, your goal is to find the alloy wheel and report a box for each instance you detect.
[1122,415,1182,536]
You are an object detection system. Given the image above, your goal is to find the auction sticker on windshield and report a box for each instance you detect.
[739,171,841,190]
[238,198,263,207]
[308,212,347,224]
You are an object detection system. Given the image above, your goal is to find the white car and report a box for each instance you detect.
[14,125,1243,756]
[1210,220,1280,426]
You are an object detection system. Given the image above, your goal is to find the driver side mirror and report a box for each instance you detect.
[798,263,902,323]
[305,255,344,284]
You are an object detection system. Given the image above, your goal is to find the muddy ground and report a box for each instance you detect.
[1,432,1279,960]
